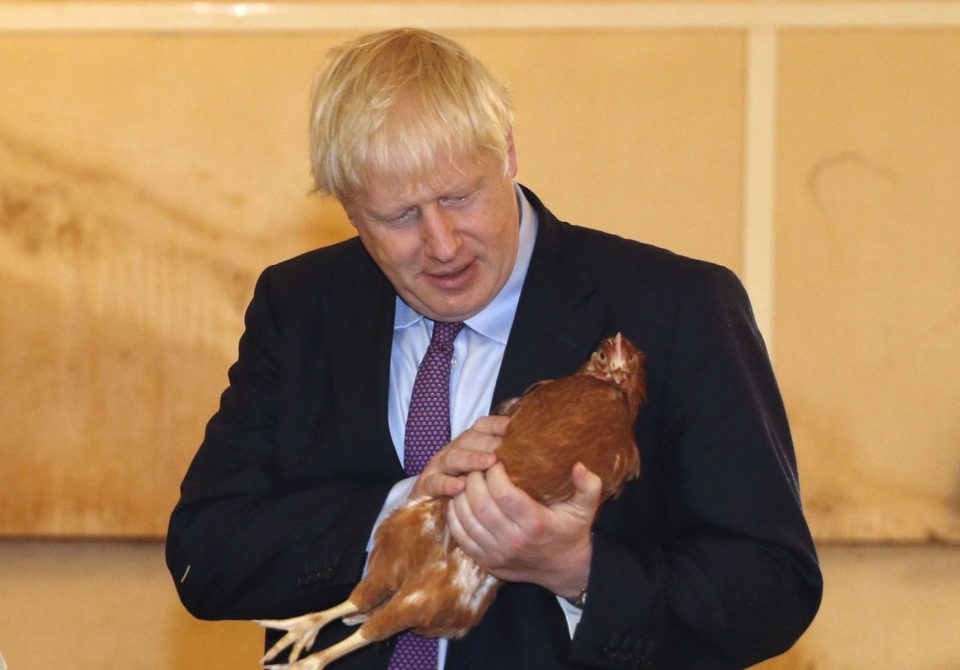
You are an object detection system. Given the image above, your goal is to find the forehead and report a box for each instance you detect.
[353,155,494,212]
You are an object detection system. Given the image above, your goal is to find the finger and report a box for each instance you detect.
[550,462,603,522]
[447,498,484,557]
[471,414,511,437]
[446,422,504,458]
[462,466,540,565]
[568,462,603,511]
[414,472,466,499]
[449,499,498,566]
[464,467,516,532]
[437,444,498,475]
[483,462,539,526]
[412,441,498,499]
[454,473,501,548]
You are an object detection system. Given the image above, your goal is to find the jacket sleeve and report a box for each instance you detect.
[165,265,394,621]
[569,265,823,669]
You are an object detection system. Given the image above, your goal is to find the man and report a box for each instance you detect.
[167,28,822,669]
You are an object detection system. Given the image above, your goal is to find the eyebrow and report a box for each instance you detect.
[361,172,486,221]
[365,204,416,222]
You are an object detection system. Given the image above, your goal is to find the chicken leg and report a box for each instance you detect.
[256,600,360,664]
[262,628,374,670]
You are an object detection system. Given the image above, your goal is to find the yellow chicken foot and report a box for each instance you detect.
[264,629,376,670]
[256,600,359,664]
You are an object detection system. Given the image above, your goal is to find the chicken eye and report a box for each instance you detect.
[597,351,607,362]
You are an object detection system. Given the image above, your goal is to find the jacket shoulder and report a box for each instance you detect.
[549,216,743,301]
[247,236,388,325]
[261,236,370,285]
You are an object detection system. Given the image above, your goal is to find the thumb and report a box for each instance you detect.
[567,462,603,514]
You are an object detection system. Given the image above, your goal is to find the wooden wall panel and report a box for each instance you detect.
[0,35,353,536]
[464,31,745,272]
[0,30,744,536]
[754,544,960,670]
[776,30,960,541]
[2,540,957,669]
[0,539,262,669]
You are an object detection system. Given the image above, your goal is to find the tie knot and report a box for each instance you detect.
[431,320,464,347]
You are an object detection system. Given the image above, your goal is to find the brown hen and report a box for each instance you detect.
[256,333,645,669]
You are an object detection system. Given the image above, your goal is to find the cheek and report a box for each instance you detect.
[487,219,519,267]
[465,210,511,254]
[364,231,422,277]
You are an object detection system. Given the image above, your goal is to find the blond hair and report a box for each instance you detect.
[309,28,514,202]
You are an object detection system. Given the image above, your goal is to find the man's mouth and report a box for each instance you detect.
[425,260,475,289]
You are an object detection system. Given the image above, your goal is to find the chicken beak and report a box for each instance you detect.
[610,365,626,385]
[609,335,628,385]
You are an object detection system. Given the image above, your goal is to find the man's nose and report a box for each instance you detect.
[422,207,462,261]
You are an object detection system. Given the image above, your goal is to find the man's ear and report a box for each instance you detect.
[341,199,361,230]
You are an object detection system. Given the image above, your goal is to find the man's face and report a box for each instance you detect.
[345,146,520,322]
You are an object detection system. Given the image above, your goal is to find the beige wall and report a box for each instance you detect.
[1,1,958,667]
[3,541,959,670]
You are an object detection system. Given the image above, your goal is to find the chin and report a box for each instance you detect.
[425,303,481,322]
[414,292,487,322]
[426,307,476,322]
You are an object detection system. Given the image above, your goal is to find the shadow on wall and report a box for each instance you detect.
[0,125,352,538]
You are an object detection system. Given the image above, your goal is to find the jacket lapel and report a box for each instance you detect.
[492,187,606,408]
[322,241,402,475]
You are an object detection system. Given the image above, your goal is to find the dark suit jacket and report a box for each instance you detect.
[167,186,822,669]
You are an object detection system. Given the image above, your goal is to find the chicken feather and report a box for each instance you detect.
[257,332,645,669]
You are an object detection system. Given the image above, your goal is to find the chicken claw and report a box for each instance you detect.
[256,601,359,663]
[263,629,372,670]
[264,660,323,670]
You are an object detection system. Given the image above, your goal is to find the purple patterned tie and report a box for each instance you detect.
[388,320,464,670]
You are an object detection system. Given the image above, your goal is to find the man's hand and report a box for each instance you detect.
[447,459,603,600]
[409,415,508,499]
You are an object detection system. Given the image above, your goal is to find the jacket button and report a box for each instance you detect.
[601,638,635,666]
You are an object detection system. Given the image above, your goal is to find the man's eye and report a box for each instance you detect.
[387,209,415,224]
[442,195,468,206]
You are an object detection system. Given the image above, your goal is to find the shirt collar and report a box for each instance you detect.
[394,183,539,343]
